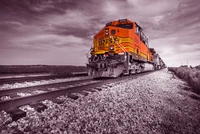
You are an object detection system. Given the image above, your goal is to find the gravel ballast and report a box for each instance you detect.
[1,69,200,134]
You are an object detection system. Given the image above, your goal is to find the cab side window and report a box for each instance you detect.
[136,25,139,35]
[135,24,148,46]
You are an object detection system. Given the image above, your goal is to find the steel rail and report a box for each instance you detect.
[0,70,159,111]
[0,78,92,96]
[0,74,86,85]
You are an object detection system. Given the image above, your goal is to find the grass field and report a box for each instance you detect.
[0,65,87,75]
[168,66,200,94]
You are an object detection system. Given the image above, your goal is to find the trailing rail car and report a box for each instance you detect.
[87,19,166,78]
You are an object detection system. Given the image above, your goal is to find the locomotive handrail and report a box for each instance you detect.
[111,37,127,62]
[101,55,107,60]
[117,43,128,53]
[111,36,128,53]
[92,56,99,62]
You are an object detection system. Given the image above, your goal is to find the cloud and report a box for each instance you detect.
[153,15,165,25]
[0,0,200,66]
[127,0,179,15]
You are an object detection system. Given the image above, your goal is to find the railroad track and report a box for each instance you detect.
[0,78,95,97]
[0,70,155,121]
[0,74,87,85]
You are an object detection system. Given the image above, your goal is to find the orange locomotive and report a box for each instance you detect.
[87,19,165,78]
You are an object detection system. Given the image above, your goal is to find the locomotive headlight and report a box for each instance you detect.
[109,46,114,50]
[105,29,109,35]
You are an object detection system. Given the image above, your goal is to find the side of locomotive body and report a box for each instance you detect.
[87,19,165,78]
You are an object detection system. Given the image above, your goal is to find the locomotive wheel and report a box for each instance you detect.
[130,69,136,75]
[136,67,141,73]
[128,70,131,76]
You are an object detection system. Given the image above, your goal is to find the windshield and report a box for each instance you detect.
[116,23,133,29]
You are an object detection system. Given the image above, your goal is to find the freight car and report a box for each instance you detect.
[87,19,166,78]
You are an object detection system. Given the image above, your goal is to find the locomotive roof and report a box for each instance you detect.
[149,48,156,53]
[106,19,137,26]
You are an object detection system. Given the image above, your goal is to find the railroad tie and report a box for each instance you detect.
[49,98,64,104]
[85,88,98,92]
[6,108,26,121]
[67,93,79,100]
[94,87,102,91]
[30,102,47,112]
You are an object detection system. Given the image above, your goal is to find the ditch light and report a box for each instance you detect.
[109,46,114,50]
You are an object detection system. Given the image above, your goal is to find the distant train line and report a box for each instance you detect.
[0,72,88,85]
[0,70,156,112]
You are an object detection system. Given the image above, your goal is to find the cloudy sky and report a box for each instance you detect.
[0,0,200,67]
